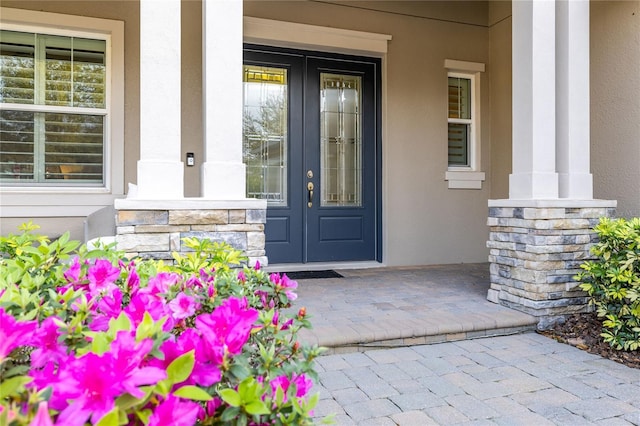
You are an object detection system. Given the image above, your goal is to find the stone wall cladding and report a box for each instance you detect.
[487,206,615,329]
[115,208,267,266]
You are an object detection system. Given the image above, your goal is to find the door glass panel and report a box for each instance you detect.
[242,65,288,205]
[320,73,362,207]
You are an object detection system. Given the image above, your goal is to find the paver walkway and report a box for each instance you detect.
[311,333,640,425]
[279,264,640,425]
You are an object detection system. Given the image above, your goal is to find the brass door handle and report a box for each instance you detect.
[307,182,314,207]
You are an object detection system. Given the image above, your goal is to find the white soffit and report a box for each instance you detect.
[244,17,391,56]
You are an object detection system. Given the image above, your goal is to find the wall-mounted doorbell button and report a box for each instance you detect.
[186,152,195,166]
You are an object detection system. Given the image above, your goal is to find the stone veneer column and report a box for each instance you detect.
[487,200,615,329]
[114,1,268,265]
[137,0,184,199]
[488,1,616,328]
[113,200,267,267]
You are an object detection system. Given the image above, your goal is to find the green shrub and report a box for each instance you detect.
[0,223,326,425]
[577,217,640,350]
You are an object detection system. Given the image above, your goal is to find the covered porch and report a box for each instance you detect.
[116,0,617,328]
[278,263,537,352]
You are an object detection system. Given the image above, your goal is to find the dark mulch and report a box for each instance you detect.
[538,311,640,369]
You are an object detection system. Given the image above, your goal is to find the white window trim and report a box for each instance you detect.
[444,59,485,190]
[0,7,124,217]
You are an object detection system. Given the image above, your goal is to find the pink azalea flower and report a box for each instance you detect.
[29,401,53,426]
[269,273,298,301]
[168,293,200,320]
[255,290,275,310]
[197,397,222,422]
[254,260,261,271]
[28,359,60,394]
[87,259,121,294]
[109,331,166,398]
[148,394,200,426]
[53,352,122,426]
[142,272,180,296]
[152,330,221,387]
[199,268,216,286]
[270,373,313,402]
[125,267,140,294]
[237,270,247,283]
[292,373,313,397]
[52,333,165,426]
[184,275,203,290]
[271,311,293,331]
[124,293,173,331]
[0,308,36,362]
[30,316,66,368]
[90,288,124,331]
[196,297,259,362]
[63,257,82,283]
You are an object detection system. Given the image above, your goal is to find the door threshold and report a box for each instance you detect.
[263,260,385,273]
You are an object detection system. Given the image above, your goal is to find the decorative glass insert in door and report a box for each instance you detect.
[320,73,362,207]
[242,66,288,205]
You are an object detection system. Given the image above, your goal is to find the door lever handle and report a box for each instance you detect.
[307,182,314,208]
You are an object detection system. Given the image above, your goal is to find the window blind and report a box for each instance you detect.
[0,30,106,184]
[447,76,471,167]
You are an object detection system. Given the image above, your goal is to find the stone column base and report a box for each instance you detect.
[113,199,268,267]
[487,199,616,329]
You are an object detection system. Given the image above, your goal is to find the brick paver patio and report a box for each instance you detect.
[282,264,640,424]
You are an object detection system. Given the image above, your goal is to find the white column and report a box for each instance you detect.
[509,0,559,200]
[137,0,184,199]
[201,0,246,200]
[556,0,593,199]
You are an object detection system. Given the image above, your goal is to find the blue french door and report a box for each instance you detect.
[243,46,380,264]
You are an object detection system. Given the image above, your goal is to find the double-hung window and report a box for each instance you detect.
[1,29,106,185]
[0,7,123,205]
[444,59,485,189]
[447,74,472,167]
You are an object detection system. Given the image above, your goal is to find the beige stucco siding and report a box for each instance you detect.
[0,1,139,240]
[591,0,640,218]
[486,0,640,217]
[488,1,511,200]
[6,1,636,266]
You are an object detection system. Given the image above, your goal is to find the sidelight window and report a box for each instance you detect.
[242,65,288,205]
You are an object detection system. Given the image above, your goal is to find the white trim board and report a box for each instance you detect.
[244,17,391,56]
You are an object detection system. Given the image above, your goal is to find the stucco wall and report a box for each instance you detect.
[488,1,511,200]
[2,0,493,264]
[244,1,492,265]
[591,1,640,218]
[486,0,640,217]
[0,1,140,240]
